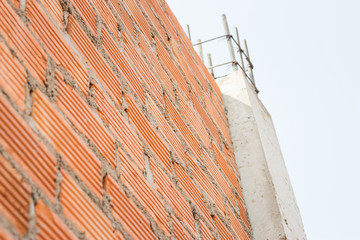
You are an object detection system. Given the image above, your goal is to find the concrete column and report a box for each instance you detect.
[217,71,306,240]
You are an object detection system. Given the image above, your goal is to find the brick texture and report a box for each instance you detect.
[0,0,251,239]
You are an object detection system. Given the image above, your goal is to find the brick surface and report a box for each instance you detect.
[0,94,57,201]
[0,0,250,238]
[0,0,47,83]
[32,90,102,198]
[56,72,116,168]
[0,40,27,111]
[105,175,157,240]
[35,200,77,240]
[0,155,31,236]
[60,172,118,239]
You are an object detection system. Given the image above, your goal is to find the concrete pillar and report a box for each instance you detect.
[217,71,306,240]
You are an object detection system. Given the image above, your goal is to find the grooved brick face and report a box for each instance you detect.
[0,0,250,238]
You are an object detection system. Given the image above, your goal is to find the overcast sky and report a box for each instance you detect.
[167,0,360,239]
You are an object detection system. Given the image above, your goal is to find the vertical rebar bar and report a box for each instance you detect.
[222,14,237,71]
[197,39,204,62]
[243,39,255,83]
[207,53,215,78]
[234,27,245,70]
[185,24,191,41]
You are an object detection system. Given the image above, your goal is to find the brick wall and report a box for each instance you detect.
[0,0,251,239]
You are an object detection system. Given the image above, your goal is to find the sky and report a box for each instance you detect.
[166,0,360,239]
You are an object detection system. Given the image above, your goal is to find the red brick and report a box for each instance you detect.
[102,28,146,104]
[0,1,47,83]
[174,164,213,227]
[90,0,118,38]
[127,95,171,172]
[190,91,221,146]
[200,220,214,240]
[150,159,196,235]
[119,148,170,235]
[0,40,27,111]
[227,204,250,240]
[37,0,63,28]
[56,72,116,168]
[164,94,201,161]
[122,32,163,106]
[138,34,174,99]
[236,195,250,231]
[60,172,119,239]
[176,90,210,148]
[0,155,31,236]
[0,227,12,240]
[147,94,186,163]
[67,16,122,108]
[0,94,57,201]
[155,36,189,96]
[108,0,135,38]
[171,214,193,240]
[26,0,89,96]
[212,143,242,195]
[146,0,178,45]
[92,83,144,171]
[211,91,227,123]
[70,0,97,35]
[202,149,236,208]
[31,90,102,198]
[35,200,77,240]
[187,154,225,216]
[122,0,152,41]
[214,216,233,240]
[105,175,157,239]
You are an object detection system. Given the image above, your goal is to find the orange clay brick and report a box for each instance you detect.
[66,16,122,107]
[123,0,152,41]
[55,72,116,168]
[122,32,163,106]
[35,200,77,240]
[236,195,250,230]
[176,90,210,148]
[210,91,227,123]
[0,94,57,201]
[0,155,31,236]
[190,91,221,146]
[37,0,63,28]
[212,143,242,196]
[31,90,102,198]
[126,95,172,172]
[202,149,236,208]
[171,214,193,240]
[26,0,89,96]
[108,0,136,38]
[164,93,201,161]
[174,164,213,227]
[187,153,225,216]
[105,175,157,240]
[0,227,12,240]
[200,220,215,240]
[0,1,47,83]
[155,36,189,96]
[92,83,144,171]
[118,148,170,235]
[214,215,233,240]
[0,40,27,111]
[60,172,119,239]
[227,204,250,240]
[147,94,186,163]
[102,28,146,104]
[150,159,196,235]
[90,0,119,39]
[138,34,175,99]
[70,0,97,35]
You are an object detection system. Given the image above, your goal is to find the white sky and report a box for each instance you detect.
[166,0,360,239]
